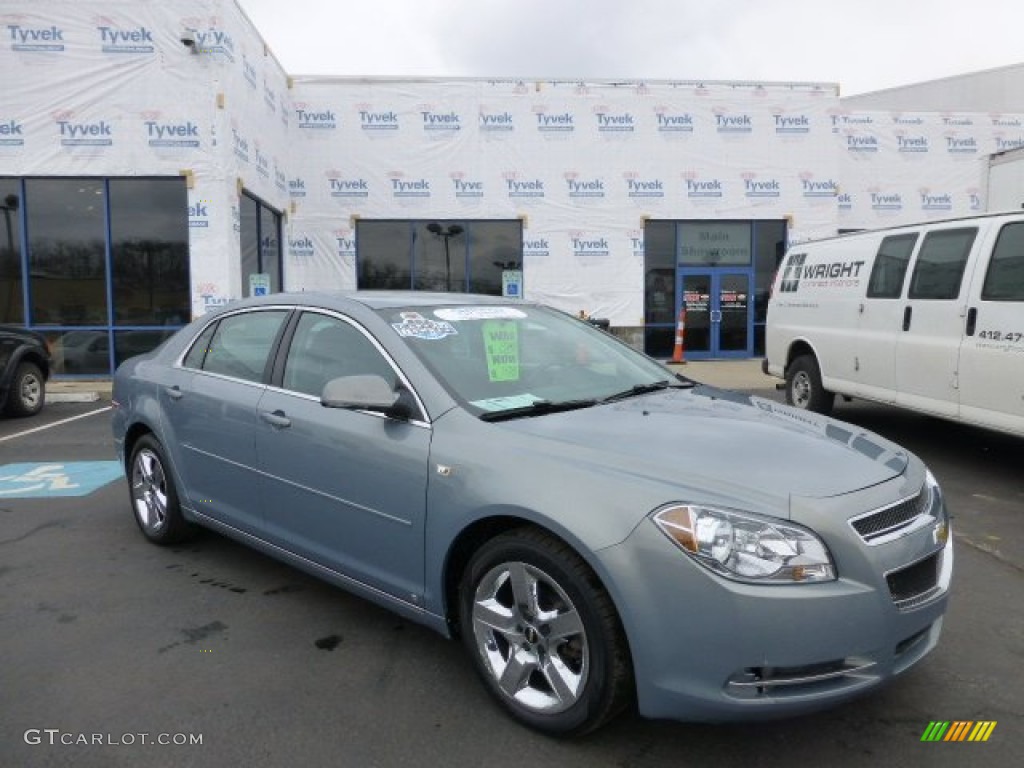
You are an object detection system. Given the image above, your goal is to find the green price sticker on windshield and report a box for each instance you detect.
[483,321,519,382]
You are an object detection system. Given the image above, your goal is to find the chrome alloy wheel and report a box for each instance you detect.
[790,369,812,408]
[19,370,42,409]
[131,448,168,534]
[470,560,589,714]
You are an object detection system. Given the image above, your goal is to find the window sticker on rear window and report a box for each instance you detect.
[391,312,458,340]
[483,320,519,382]
[470,394,543,412]
[434,307,527,322]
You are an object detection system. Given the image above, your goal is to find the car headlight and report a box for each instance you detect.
[653,504,836,584]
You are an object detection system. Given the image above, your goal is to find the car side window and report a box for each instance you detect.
[182,322,218,369]
[282,312,396,397]
[981,222,1024,301]
[908,228,977,300]
[867,233,917,298]
[198,310,288,383]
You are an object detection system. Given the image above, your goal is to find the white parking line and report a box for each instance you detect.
[0,406,112,443]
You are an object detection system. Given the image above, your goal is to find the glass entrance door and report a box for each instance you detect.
[678,270,752,359]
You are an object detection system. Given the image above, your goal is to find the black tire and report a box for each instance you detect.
[128,435,196,545]
[459,527,632,736]
[785,354,834,415]
[4,361,45,417]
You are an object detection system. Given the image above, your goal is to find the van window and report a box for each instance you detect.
[981,222,1024,301]
[908,228,977,300]
[867,234,917,298]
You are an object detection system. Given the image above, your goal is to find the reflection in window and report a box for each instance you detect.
[239,192,282,296]
[644,221,676,325]
[982,223,1024,301]
[201,310,288,382]
[1,179,23,323]
[110,179,190,326]
[357,220,522,295]
[909,228,977,300]
[867,234,917,299]
[27,179,107,325]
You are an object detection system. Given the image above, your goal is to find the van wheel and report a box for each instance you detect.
[785,355,834,415]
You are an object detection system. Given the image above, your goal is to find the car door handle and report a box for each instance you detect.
[165,385,183,400]
[260,409,291,429]
[902,306,912,332]
[965,307,978,337]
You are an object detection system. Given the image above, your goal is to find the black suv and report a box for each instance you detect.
[0,326,51,417]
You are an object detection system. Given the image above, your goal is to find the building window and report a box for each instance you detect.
[240,192,282,296]
[356,220,522,295]
[4,176,189,376]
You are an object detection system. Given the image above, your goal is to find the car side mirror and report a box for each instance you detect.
[321,374,414,420]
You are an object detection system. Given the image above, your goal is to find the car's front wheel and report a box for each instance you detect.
[5,361,45,417]
[459,528,632,736]
[129,435,195,545]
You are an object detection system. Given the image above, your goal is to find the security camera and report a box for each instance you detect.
[180,29,197,50]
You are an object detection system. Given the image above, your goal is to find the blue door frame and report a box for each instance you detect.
[677,268,754,359]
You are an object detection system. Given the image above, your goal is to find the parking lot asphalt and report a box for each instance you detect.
[2,371,1022,767]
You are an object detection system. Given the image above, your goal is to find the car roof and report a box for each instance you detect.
[240,290,523,312]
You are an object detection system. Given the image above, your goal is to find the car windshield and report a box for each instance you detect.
[379,304,686,417]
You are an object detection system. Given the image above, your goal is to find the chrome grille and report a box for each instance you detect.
[850,486,932,544]
[887,552,941,610]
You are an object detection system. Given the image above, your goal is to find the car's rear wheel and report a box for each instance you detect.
[5,361,45,417]
[129,435,195,545]
[459,528,632,736]
[785,354,834,415]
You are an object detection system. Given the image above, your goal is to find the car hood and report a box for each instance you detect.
[497,386,908,507]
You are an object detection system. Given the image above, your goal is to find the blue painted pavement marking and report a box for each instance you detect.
[0,462,124,498]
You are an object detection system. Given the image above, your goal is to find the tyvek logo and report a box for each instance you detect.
[571,233,610,257]
[995,135,1024,152]
[942,115,973,126]
[684,176,724,198]
[891,114,925,125]
[289,236,315,258]
[534,110,574,133]
[146,120,200,148]
[231,128,248,163]
[846,134,879,153]
[897,134,929,153]
[968,189,983,210]
[838,192,853,211]
[919,189,953,211]
[98,25,154,54]
[991,116,1022,127]
[450,174,484,198]
[274,166,287,193]
[523,238,550,257]
[254,145,270,177]
[296,107,337,130]
[391,177,430,198]
[715,112,753,134]
[8,24,65,52]
[505,174,545,199]
[774,114,811,134]
[479,111,514,132]
[191,28,234,60]
[566,175,605,199]
[595,111,635,133]
[654,110,695,133]
[0,119,25,147]
[799,174,838,198]
[359,109,399,131]
[188,201,210,228]
[870,191,902,211]
[328,176,369,199]
[422,110,461,132]
[335,230,356,259]
[624,175,664,198]
[743,175,781,198]
[945,135,977,154]
[59,120,113,147]
[263,81,276,112]
[289,177,307,198]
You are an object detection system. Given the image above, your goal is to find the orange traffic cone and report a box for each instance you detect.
[671,308,687,364]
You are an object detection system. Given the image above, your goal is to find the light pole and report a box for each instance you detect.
[426,222,464,292]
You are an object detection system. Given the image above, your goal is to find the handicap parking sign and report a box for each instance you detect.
[0,462,124,498]
[249,273,271,297]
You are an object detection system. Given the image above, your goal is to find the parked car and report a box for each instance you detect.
[111,292,953,735]
[0,324,51,417]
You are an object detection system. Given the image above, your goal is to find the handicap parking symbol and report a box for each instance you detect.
[0,462,124,498]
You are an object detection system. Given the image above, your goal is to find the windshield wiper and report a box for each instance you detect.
[479,398,598,422]
[601,379,691,404]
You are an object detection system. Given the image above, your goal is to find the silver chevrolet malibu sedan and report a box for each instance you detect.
[111,291,952,735]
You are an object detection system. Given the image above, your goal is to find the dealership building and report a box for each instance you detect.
[2,0,1023,375]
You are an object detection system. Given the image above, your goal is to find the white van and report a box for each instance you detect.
[764,212,1024,437]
